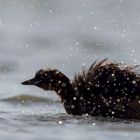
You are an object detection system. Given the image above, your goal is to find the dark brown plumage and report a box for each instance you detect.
[22,59,140,120]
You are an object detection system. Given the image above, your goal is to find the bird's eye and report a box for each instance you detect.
[39,70,45,75]
[35,70,45,77]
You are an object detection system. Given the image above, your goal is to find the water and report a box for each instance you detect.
[0,0,140,139]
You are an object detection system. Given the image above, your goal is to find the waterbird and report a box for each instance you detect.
[22,59,140,120]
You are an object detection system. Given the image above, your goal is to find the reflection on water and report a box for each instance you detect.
[0,94,60,104]
[0,0,140,140]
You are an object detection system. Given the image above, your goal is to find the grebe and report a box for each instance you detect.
[22,59,140,120]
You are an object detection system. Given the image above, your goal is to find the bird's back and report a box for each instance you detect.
[71,59,140,119]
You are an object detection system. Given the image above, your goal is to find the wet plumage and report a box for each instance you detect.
[22,59,140,120]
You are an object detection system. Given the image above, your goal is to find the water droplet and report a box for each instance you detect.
[29,24,33,27]
[76,42,79,45]
[25,44,29,47]
[92,123,96,126]
[71,105,75,109]
[132,80,136,84]
[49,9,52,13]
[62,82,66,87]
[91,11,94,15]
[112,111,115,114]
[112,73,115,77]
[94,26,99,30]
[58,121,63,124]
[83,3,87,7]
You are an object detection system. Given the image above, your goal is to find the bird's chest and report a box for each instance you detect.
[63,99,88,115]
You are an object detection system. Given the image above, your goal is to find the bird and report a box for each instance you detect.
[22,59,140,120]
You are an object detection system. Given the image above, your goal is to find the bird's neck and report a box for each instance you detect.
[44,73,75,102]
[52,80,75,103]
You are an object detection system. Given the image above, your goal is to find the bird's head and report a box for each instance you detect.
[22,68,70,91]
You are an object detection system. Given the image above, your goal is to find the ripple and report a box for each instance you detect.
[0,94,60,104]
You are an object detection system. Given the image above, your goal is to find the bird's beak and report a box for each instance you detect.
[21,78,40,86]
